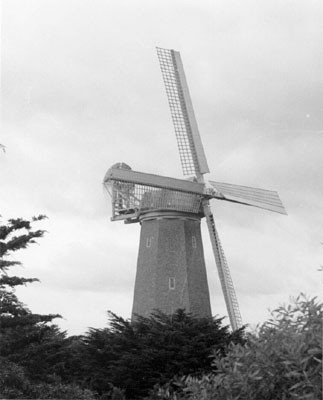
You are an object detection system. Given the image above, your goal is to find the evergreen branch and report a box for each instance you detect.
[0,275,39,287]
[5,230,45,254]
[0,260,21,272]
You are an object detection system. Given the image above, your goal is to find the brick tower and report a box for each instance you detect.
[132,211,211,319]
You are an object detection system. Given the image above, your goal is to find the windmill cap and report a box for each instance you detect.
[111,162,132,170]
[103,162,132,182]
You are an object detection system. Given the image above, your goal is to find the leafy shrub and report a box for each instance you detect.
[27,382,96,399]
[0,359,29,399]
[151,294,322,400]
[0,357,96,399]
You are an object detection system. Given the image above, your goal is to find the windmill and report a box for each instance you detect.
[103,47,286,330]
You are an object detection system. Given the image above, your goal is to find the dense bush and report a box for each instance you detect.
[0,358,96,400]
[151,294,322,400]
[81,309,245,399]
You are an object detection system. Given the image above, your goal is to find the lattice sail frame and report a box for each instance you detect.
[204,205,242,330]
[105,179,203,221]
[209,181,287,214]
[156,47,209,177]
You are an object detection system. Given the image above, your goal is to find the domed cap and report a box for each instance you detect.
[103,162,132,183]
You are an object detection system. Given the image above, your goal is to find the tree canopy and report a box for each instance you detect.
[0,216,95,399]
[80,309,245,399]
[154,294,322,400]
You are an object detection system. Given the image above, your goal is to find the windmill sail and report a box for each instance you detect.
[203,204,242,330]
[156,47,209,178]
[209,181,287,215]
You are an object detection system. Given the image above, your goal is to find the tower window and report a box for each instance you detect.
[192,235,197,248]
[169,277,175,290]
[146,237,152,248]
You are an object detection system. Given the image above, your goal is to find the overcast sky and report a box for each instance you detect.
[1,0,323,335]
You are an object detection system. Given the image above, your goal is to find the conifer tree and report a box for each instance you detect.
[0,216,61,357]
[81,309,245,399]
[0,216,63,397]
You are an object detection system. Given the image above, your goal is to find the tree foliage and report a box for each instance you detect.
[0,216,96,399]
[80,309,245,399]
[153,294,322,400]
[0,216,60,364]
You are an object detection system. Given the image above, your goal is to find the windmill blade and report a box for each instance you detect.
[209,181,287,215]
[156,47,209,178]
[203,203,242,330]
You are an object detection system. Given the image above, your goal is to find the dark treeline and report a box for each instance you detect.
[0,216,244,399]
[0,217,321,399]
